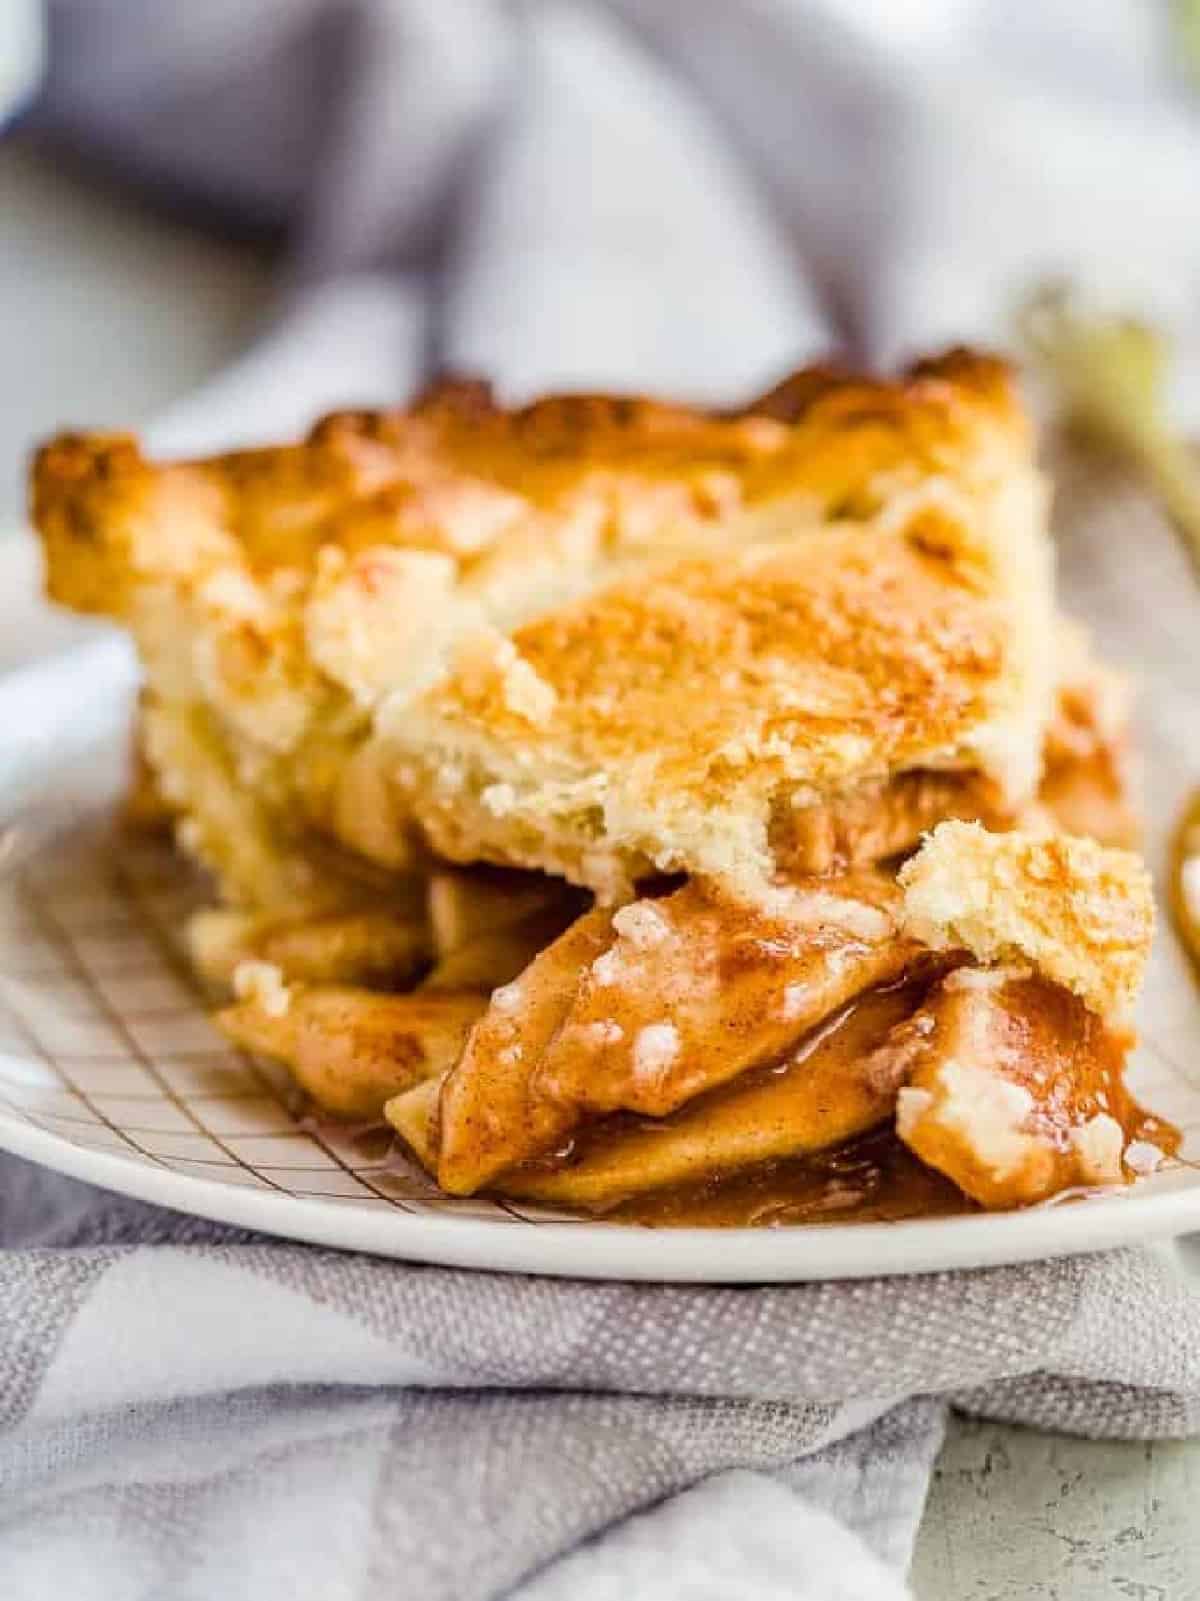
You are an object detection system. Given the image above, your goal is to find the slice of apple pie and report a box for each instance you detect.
[30,349,1168,1221]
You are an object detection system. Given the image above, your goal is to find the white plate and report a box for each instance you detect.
[2,638,1200,1281]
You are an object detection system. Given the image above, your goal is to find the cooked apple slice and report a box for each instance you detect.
[433,872,922,1195]
[890,969,1146,1208]
[434,906,618,1192]
[427,867,580,956]
[219,979,485,1118]
[534,872,917,1119]
[385,1073,443,1171]
[190,906,431,989]
[422,900,587,993]
[495,982,920,1207]
[421,866,587,991]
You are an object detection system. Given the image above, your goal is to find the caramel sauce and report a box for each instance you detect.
[610,1126,967,1229]
[592,1102,1179,1231]
[496,980,931,1212]
[490,977,1181,1228]
[1128,1111,1182,1161]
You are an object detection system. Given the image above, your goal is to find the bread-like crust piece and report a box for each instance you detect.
[898,821,1153,1022]
[32,351,1049,904]
[394,502,1050,894]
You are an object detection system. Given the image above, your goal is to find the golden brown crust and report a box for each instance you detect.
[394,503,1050,893]
[898,821,1153,1022]
[34,349,1026,604]
[33,432,233,618]
[31,350,1047,903]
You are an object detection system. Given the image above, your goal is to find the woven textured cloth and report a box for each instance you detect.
[5,1152,1200,1600]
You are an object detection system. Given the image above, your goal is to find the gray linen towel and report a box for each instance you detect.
[5,1156,1200,1601]
[5,2,1200,1595]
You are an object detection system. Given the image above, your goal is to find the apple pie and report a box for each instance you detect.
[31,350,1170,1222]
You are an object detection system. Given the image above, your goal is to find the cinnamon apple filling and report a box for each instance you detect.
[772,770,1011,876]
[492,979,929,1209]
[382,832,1165,1216]
[209,822,1159,1222]
[889,970,1173,1208]
[412,870,924,1196]
[387,943,1165,1216]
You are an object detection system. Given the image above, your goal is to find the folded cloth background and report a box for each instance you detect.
[6,1154,1200,1601]
[30,0,1200,445]
[4,1,1200,1597]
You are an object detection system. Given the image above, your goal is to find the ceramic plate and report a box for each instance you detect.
[2,637,1200,1281]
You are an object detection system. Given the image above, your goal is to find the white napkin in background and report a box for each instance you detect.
[33,0,1200,438]
[4,3,1200,1598]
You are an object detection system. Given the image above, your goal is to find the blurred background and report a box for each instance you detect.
[3,0,1200,546]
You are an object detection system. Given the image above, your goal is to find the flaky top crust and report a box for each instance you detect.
[33,349,1026,622]
[391,500,1045,891]
[899,821,1153,1022]
[31,351,1050,897]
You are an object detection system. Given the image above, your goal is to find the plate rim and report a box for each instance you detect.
[4,1106,1199,1281]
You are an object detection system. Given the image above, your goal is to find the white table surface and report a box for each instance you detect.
[1,135,1197,1600]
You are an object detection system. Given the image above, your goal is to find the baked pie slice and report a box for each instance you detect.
[30,349,1168,1221]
